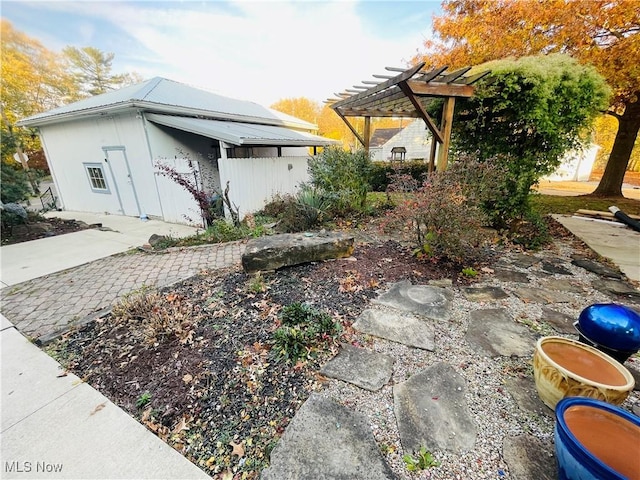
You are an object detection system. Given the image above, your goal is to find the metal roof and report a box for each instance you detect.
[146,114,338,147]
[17,77,316,130]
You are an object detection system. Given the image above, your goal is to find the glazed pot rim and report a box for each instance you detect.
[536,336,635,391]
[555,397,640,479]
[572,322,637,355]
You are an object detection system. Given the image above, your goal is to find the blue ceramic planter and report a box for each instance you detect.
[577,304,640,352]
[555,397,640,480]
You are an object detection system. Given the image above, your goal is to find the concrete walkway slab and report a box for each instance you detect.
[1,318,209,480]
[553,214,640,282]
[1,327,80,431]
[1,211,200,288]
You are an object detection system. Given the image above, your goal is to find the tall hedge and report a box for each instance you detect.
[451,53,610,225]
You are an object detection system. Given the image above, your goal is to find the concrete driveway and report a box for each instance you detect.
[1,211,201,288]
[553,214,640,282]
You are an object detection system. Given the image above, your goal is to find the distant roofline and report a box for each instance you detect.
[17,101,315,131]
[16,77,316,131]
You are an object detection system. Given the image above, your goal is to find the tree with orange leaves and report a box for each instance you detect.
[418,0,639,197]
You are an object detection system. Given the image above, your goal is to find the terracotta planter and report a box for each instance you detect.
[533,336,635,410]
[555,397,640,480]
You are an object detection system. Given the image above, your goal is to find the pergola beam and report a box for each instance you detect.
[406,80,474,98]
[335,110,365,147]
[329,63,486,167]
[331,62,425,109]
[398,81,444,144]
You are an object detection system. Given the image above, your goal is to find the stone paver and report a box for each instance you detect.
[462,285,509,302]
[261,394,397,480]
[493,268,530,283]
[592,278,640,301]
[394,362,477,454]
[320,344,394,391]
[504,376,552,418]
[502,435,556,480]
[539,278,586,293]
[540,307,577,334]
[372,280,452,320]
[505,253,541,269]
[510,286,571,304]
[541,260,572,275]
[0,242,245,342]
[571,256,622,279]
[465,308,537,358]
[353,308,435,351]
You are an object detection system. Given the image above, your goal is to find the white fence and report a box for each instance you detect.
[218,156,310,218]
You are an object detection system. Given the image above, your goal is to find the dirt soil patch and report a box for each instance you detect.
[1,216,92,245]
[48,240,483,479]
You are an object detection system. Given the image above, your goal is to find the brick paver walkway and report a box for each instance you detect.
[0,242,245,342]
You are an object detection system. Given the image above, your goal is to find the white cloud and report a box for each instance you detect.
[32,1,430,106]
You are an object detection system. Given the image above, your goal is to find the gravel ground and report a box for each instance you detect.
[48,231,640,479]
[316,236,640,479]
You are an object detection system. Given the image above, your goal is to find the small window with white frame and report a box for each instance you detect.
[84,163,110,193]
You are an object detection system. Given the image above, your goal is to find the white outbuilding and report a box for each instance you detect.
[17,78,337,225]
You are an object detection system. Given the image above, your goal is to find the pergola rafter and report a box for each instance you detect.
[327,62,488,171]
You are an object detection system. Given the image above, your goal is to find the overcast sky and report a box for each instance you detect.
[2,0,441,106]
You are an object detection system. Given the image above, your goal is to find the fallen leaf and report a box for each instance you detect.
[221,469,233,480]
[481,267,494,274]
[183,373,193,384]
[141,407,152,422]
[166,293,178,302]
[172,416,190,434]
[89,402,107,416]
[230,441,244,457]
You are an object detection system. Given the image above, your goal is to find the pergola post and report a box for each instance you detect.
[363,117,371,153]
[437,97,456,172]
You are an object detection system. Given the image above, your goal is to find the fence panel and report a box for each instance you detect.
[218,156,310,218]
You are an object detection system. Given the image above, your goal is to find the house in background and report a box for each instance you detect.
[17,78,337,225]
[541,143,601,182]
[369,119,432,162]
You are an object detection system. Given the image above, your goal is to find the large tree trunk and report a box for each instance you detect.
[591,94,640,197]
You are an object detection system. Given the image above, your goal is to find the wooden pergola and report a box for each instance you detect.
[327,62,488,171]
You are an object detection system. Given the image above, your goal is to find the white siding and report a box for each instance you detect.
[38,112,162,217]
[371,119,432,162]
[145,120,222,224]
[541,144,600,182]
[218,156,310,218]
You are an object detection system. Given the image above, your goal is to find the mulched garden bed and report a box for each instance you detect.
[48,240,484,479]
[1,216,91,245]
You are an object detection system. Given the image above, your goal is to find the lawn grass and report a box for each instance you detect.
[530,193,640,216]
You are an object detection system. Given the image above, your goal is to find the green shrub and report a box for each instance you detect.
[261,187,333,233]
[369,161,430,192]
[1,161,32,204]
[271,303,341,364]
[308,147,372,214]
[509,210,551,250]
[448,53,610,228]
